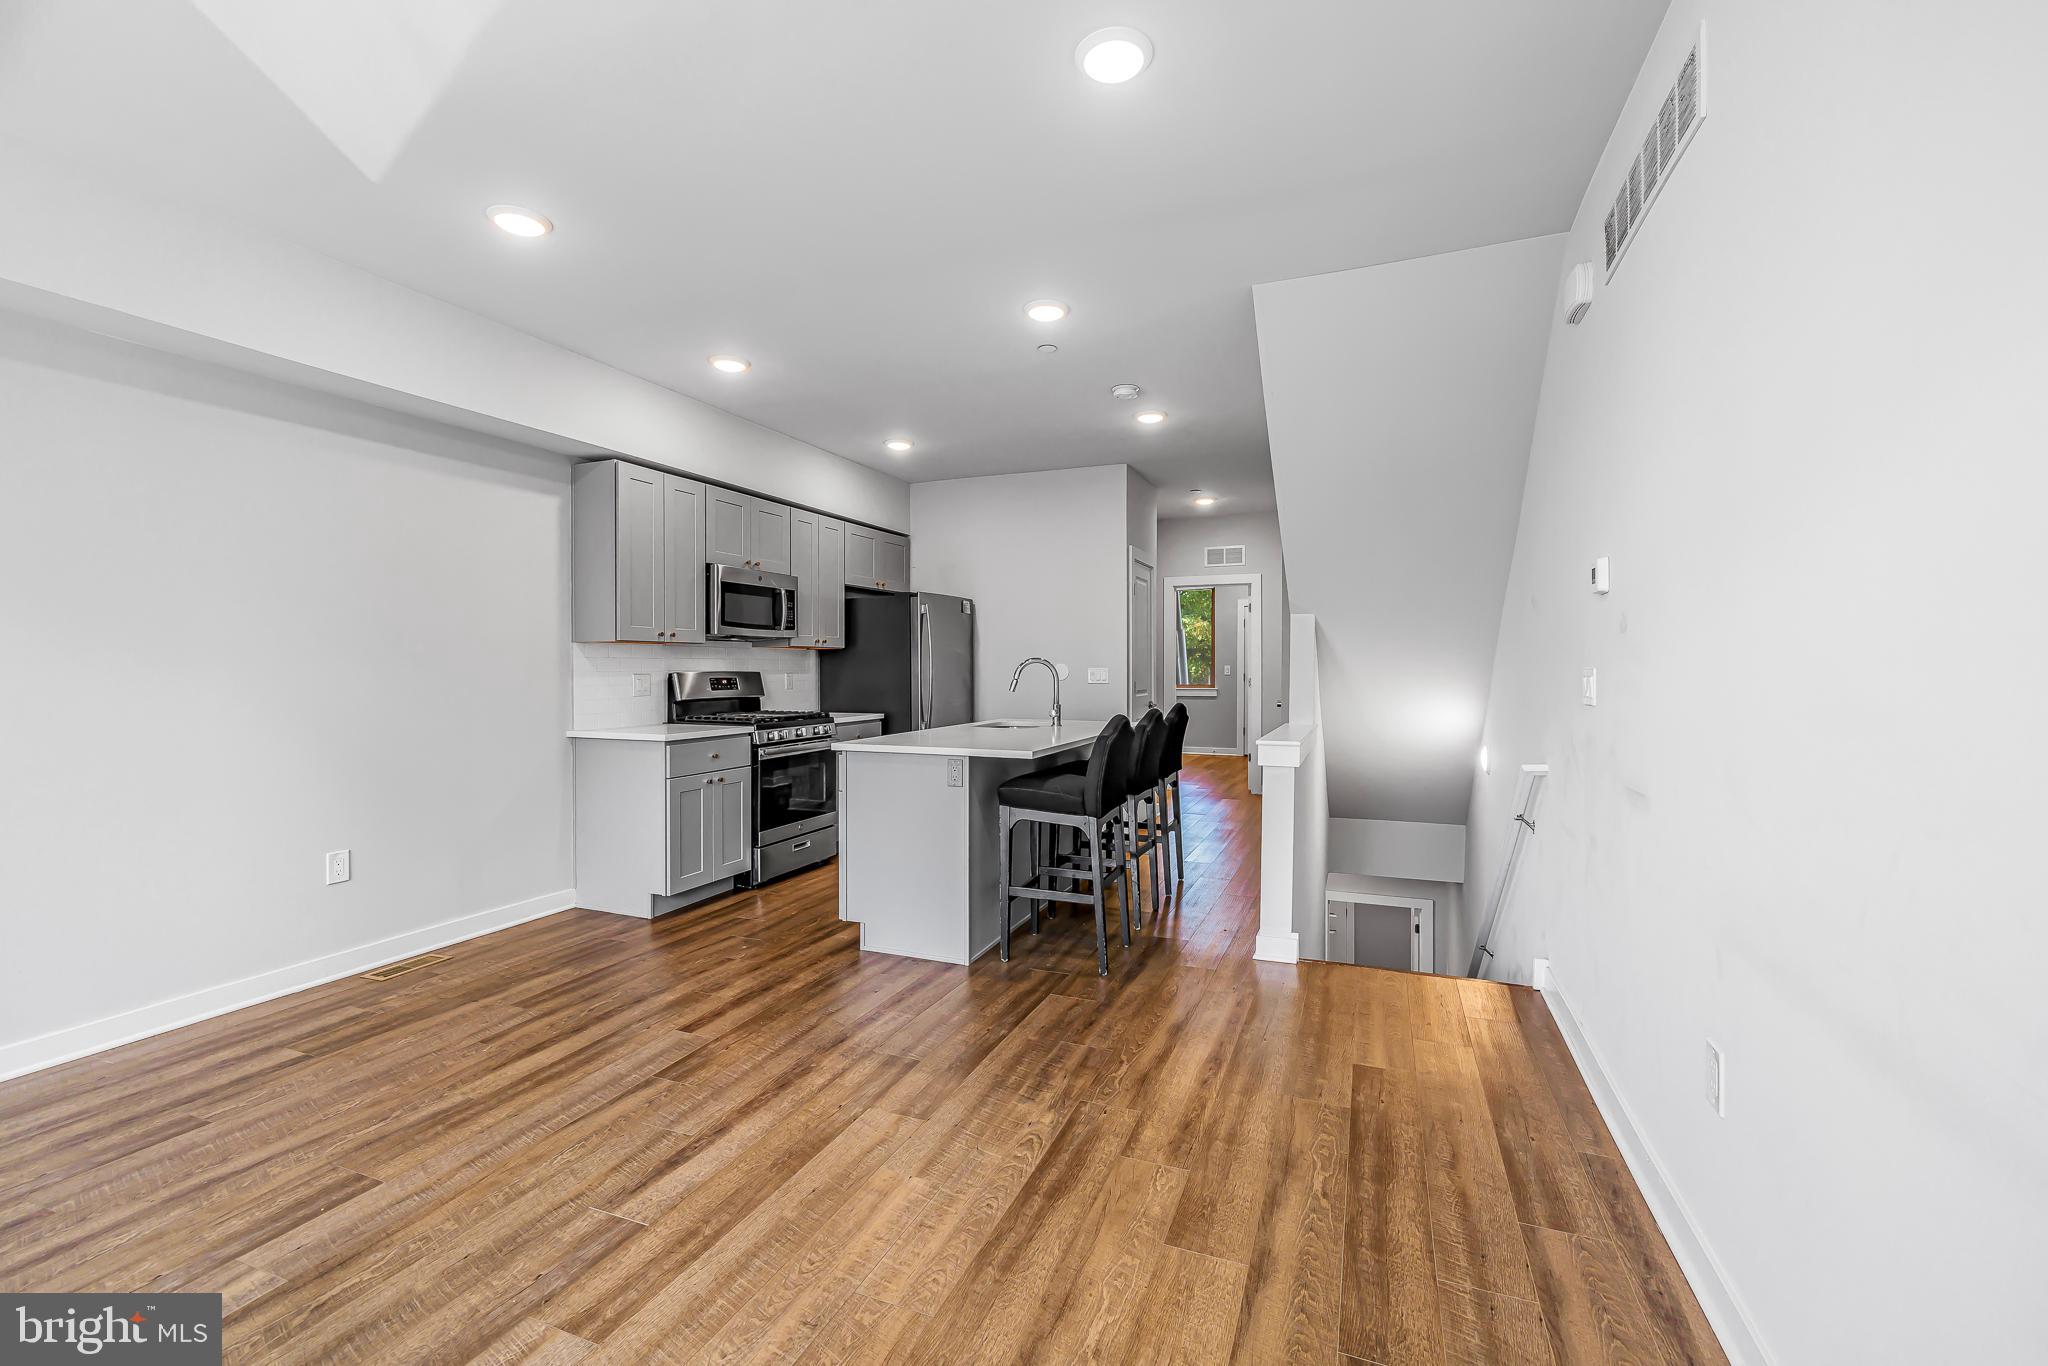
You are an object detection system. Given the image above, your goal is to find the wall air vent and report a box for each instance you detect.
[1604,25,1707,277]
[1204,545,1247,568]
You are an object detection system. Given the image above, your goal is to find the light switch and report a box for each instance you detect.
[1591,556,1611,594]
[1581,667,1598,706]
[1222,664,1232,676]
[1086,667,1109,685]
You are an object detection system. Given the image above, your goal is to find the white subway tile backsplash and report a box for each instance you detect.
[570,642,822,728]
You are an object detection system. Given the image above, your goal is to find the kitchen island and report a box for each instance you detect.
[835,718,1108,963]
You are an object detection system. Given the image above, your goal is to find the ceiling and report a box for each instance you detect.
[0,0,1666,514]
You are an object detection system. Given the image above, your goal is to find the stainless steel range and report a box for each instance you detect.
[668,671,837,884]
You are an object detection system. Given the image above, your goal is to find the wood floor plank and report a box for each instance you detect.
[1339,1064,1443,1366]
[1522,1224,1672,1366]
[1438,1279,1557,1366]
[0,757,1718,1366]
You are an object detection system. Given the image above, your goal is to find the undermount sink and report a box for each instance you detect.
[978,720,1047,729]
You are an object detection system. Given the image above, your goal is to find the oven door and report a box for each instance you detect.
[710,565,797,640]
[754,739,837,846]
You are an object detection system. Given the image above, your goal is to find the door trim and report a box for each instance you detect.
[1127,546,1156,717]
[1161,572,1263,773]
[1322,890,1435,973]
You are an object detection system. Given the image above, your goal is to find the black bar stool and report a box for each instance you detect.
[1160,702,1189,883]
[1122,709,1169,919]
[997,716,1135,976]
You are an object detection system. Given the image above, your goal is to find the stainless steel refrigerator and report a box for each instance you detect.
[822,592,975,734]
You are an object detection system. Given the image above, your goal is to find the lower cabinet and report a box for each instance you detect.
[668,767,751,894]
[572,736,753,918]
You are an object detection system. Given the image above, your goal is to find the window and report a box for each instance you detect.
[1176,587,1215,688]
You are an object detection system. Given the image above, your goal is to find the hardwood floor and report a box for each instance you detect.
[0,756,1723,1365]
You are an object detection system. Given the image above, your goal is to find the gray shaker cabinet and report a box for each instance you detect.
[875,533,910,591]
[843,524,877,587]
[842,524,910,591]
[792,510,847,649]
[572,460,706,643]
[708,487,792,574]
[668,763,751,895]
[706,486,749,567]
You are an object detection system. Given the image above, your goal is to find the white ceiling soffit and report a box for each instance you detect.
[1256,234,1567,824]
[0,2,1665,512]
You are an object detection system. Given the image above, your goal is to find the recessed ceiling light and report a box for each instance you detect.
[1110,383,1142,400]
[708,355,752,375]
[1024,300,1070,323]
[486,204,552,238]
[885,439,913,453]
[1135,410,1167,425]
[1193,495,1217,507]
[1077,27,1154,84]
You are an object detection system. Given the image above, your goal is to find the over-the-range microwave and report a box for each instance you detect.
[709,563,798,640]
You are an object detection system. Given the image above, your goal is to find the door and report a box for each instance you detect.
[914,595,976,728]
[1233,595,1253,753]
[661,475,706,643]
[748,498,793,574]
[755,741,835,844]
[874,533,910,591]
[814,518,845,647]
[1128,549,1155,715]
[712,770,753,878]
[706,487,749,567]
[666,775,713,893]
[791,509,819,642]
[615,464,665,642]
[844,525,878,587]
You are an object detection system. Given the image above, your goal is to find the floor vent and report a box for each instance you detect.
[361,952,449,982]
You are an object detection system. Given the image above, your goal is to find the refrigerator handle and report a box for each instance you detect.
[917,603,933,728]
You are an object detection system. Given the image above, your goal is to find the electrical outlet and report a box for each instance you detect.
[1705,1040,1726,1116]
[1086,667,1109,684]
[632,673,653,698]
[1581,667,1598,706]
[325,849,351,885]
[1532,957,1551,990]
[946,758,964,788]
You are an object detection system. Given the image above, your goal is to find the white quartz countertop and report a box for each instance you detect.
[830,712,887,724]
[833,718,1109,760]
[565,723,754,743]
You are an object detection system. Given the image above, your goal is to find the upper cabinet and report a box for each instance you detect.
[843,525,909,591]
[875,532,910,591]
[574,459,894,645]
[707,487,793,574]
[792,510,846,649]
[572,460,706,643]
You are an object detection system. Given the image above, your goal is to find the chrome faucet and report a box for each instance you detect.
[1009,657,1063,727]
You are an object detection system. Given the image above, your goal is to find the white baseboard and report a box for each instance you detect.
[0,887,578,1082]
[1184,745,1243,756]
[1542,976,1773,1366]
[1253,931,1300,963]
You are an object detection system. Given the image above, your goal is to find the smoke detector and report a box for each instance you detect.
[1109,383,1142,400]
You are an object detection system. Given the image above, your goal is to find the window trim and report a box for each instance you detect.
[1175,585,1216,689]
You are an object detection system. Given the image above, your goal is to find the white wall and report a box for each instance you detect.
[0,313,575,1071]
[1158,509,1291,738]
[1326,818,1465,883]
[1255,235,1562,823]
[1469,4,2048,1363]
[0,141,910,532]
[909,466,1143,723]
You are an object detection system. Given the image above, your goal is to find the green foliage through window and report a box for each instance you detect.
[1177,587,1215,688]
